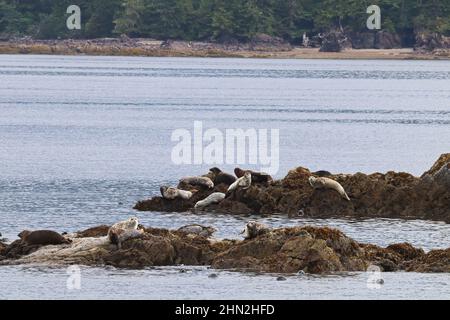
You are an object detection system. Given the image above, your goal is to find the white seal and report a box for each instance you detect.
[160,186,193,200]
[227,172,252,193]
[107,217,143,249]
[309,176,351,201]
[194,192,226,209]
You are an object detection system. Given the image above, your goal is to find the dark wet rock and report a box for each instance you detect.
[374,31,402,49]
[135,154,450,223]
[1,225,448,274]
[349,32,376,49]
[2,239,42,259]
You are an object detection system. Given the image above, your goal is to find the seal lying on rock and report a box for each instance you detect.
[312,170,332,177]
[227,172,252,193]
[177,224,217,238]
[179,176,214,189]
[160,186,193,200]
[234,168,273,184]
[194,192,226,209]
[309,176,351,201]
[107,217,143,250]
[18,230,72,246]
[240,221,270,240]
[209,167,237,185]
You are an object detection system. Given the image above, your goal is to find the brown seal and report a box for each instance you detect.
[234,168,273,184]
[209,167,237,186]
[18,230,72,246]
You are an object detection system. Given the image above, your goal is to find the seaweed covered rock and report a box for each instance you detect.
[1,225,448,273]
[211,226,367,273]
[134,154,450,223]
[406,249,450,273]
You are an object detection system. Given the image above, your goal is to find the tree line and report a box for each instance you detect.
[1,0,449,42]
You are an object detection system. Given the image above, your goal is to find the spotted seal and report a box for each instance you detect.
[240,221,270,240]
[194,192,226,209]
[309,176,351,201]
[177,224,217,238]
[107,217,143,249]
[179,176,214,189]
[160,186,193,200]
[227,171,251,193]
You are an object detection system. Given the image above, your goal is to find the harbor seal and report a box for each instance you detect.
[107,217,143,249]
[209,167,237,186]
[110,217,139,230]
[234,168,273,184]
[309,176,351,201]
[160,186,193,200]
[177,224,217,237]
[18,230,72,246]
[312,170,332,177]
[227,171,252,193]
[179,176,214,189]
[194,192,226,209]
[241,221,270,240]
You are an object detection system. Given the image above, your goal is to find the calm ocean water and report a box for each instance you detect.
[0,55,449,299]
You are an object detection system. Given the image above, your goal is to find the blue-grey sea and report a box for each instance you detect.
[0,55,449,299]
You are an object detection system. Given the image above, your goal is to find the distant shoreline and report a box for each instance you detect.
[1,38,449,60]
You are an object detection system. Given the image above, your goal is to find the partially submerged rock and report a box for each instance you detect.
[1,225,448,274]
[135,154,450,223]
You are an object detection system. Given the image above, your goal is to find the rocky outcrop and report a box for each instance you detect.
[135,154,450,223]
[249,33,292,51]
[349,31,402,49]
[212,226,367,273]
[319,31,351,52]
[1,225,448,274]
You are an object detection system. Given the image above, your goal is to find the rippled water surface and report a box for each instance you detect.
[0,55,449,299]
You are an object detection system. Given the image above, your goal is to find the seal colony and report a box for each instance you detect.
[1,221,449,274]
[2,155,449,273]
[135,154,450,223]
